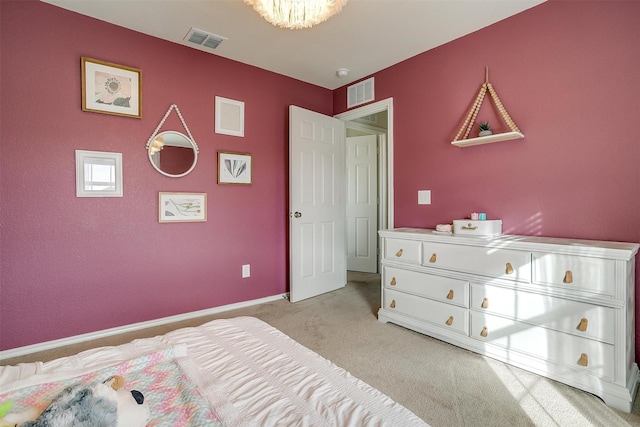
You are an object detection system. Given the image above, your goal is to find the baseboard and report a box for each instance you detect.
[0,293,287,360]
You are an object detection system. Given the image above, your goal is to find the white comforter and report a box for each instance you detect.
[1,316,428,427]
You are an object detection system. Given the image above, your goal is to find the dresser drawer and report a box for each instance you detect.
[470,283,615,343]
[384,238,421,265]
[384,289,469,334]
[422,242,531,282]
[383,266,469,307]
[532,253,616,296]
[470,312,615,380]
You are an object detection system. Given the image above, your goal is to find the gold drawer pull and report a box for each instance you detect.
[577,318,588,332]
[564,270,573,284]
[505,263,514,275]
[480,327,488,337]
[446,290,454,300]
[390,277,396,286]
[390,300,396,309]
[395,249,403,257]
[481,298,489,309]
[578,353,589,367]
[446,316,454,326]
[429,253,437,263]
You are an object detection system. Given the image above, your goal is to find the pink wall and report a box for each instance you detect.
[335,0,639,241]
[335,0,640,356]
[2,0,639,359]
[0,1,332,350]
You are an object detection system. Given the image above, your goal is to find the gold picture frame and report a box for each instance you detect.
[81,57,142,118]
[218,151,252,185]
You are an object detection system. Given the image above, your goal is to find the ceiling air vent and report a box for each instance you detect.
[347,77,375,109]
[184,27,226,50]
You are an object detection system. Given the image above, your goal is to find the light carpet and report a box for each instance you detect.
[3,272,640,426]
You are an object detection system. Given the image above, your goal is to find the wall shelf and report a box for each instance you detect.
[451,67,523,148]
[451,131,524,147]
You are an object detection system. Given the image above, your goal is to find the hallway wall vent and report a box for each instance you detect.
[347,77,375,108]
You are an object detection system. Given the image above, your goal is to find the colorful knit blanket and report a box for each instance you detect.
[0,346,222,426]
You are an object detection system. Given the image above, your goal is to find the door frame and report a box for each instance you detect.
[335,98,394,231]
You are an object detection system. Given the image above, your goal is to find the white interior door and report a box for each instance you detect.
[289,106,346,302]
[346,135,378,273]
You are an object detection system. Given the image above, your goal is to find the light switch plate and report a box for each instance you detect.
[242,264,251,278]
[418,190,431,205]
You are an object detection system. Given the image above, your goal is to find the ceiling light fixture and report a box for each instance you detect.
[244,0,348,30]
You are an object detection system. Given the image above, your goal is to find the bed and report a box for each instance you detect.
[0,316,428,426]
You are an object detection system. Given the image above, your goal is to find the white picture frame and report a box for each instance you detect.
[75,150,123,197]
[159,192,207,223]
[215,96,244,137]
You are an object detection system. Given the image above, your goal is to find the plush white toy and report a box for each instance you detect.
[6,375,150,427]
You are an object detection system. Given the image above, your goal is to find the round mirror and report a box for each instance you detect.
[147,131,198,177]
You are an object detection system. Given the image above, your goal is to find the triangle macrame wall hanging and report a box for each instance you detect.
[451,67,524,147]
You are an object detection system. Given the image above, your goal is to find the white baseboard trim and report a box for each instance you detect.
[0,293,287,360]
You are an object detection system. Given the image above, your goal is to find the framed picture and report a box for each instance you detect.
[75,150,123,197]
[81,57,141,118]
[218,152,252,185]
[159,192,207,223]
[215,96,244,137]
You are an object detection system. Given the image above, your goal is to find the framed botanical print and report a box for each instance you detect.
[218,151,252,185]
[158,192,207,223]
[81,57,141,118]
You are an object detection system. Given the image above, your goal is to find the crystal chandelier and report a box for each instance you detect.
[244,0,348,30]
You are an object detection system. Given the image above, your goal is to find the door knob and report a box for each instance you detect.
[293,212,302,218]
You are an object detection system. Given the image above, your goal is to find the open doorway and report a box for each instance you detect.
[335,98,394,274]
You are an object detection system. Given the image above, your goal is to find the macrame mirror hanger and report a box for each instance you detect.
[146,104,199,152]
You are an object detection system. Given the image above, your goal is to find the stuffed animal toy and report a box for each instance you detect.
[2,375,150,427]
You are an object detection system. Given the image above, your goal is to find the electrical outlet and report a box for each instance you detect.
[418,190,431,205]
[242,264,251,278]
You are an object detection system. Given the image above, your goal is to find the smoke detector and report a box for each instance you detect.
[184,27,226,50]
[336,68,349,77]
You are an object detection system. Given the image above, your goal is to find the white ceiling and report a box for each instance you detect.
[42,0,545,90]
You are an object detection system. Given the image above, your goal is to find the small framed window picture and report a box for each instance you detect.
[75,150,123,197]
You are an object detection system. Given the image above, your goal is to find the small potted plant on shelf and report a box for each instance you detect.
[478,121,492,137]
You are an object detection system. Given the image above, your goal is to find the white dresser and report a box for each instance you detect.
[378,228,640,412]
